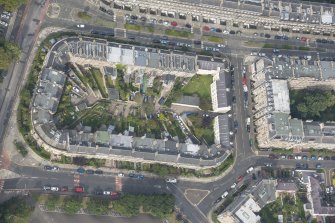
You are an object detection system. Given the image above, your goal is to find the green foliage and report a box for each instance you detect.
[125,24,141,31]
[165,77,184,106]
[91,68,108,98]
[210,154,233,176]
[165,29,191,38]
[0,38,21,70]
[86,197,110,215]
[14,140,28,157]
[260,195,307,223]
[182,75,212,106]
[55,81,77,128]
[0,196,34,223]
[62,196,83,214]
[290,89,335,121]
[0,0,26,12]
[77,11,92,20]
[188,114,214,145]
[45,195,59,211]
[112,194,175,219]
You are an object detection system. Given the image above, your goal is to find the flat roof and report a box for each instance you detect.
[271,79,290,113]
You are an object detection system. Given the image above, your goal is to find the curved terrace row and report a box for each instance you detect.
[30,36,233,168]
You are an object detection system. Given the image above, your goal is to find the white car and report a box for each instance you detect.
[221,191,228,198]
[1,14,9,20]
[118,173,124,177]
[103,191,111,195]
[72,86,79,93]
[51,186,59,192]
[43,186,51,190]
[77,24,85,28]
[217,44,225,48]
[3,11,11,16]
[230,183,237,189]
[246,166,254,173]
[222,30,229,35]
[166,178,177,183]
[0,21,8,27]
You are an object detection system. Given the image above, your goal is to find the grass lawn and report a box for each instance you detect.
[91,68,108,98]
[105,76,114,88]
[165,29,192,38]
[206,36,224,43]
[182,74,212,110]
[244,41,265,48]
[77,11,92,20]
[125,24,141,31]
[95,18,115,29]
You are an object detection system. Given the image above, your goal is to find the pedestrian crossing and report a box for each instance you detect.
[115,176,122,192]
[73,174,80,187]
[0,179,4,193]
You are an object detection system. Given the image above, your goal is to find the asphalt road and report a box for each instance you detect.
[1,0,335,222]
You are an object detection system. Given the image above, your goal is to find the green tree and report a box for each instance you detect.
[62,196,82,214]
[86,197,110,215]
[0,0,26,11]
[0,196,34,223]
[45,195,59,211]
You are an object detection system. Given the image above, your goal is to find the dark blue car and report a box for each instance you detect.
[77,167,85,174]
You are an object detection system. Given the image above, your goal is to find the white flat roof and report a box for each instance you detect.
[271,79,290,113]
[235,198,261,223]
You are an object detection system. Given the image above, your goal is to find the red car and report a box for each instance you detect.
[203,26,210,32]
[301,37,307,42]
[61,186,68,192]
[74,186,84,193]
[237,175,244,182]
[171,21,177,27]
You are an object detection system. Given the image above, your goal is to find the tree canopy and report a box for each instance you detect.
[0,196,34,223]
[0,0,26,12]
[0,39,21,70]
[290,89,335,120]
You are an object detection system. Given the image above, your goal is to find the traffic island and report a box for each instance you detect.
[184,189,210,206]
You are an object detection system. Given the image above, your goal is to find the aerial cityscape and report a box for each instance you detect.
[1,0,335,222]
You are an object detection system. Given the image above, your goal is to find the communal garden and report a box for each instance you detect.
[290,89,335,121]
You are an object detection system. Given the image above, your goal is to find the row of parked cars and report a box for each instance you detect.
[0,11,11,27]
[269,154,335,161]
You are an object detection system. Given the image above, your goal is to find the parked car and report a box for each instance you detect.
[237,176,243,182]
[311,155,317,160]
[95,170,103,175]
[221,191,228,198]
[74,186,84,193]
[86,169,94,174]
[51,186,59,192]
[52,166,59,171]
[246,166,254,173]
[95,190,103,195]
[230,183,237,189]
[103,191,111,195]
[43,185,51,190]
[166,178,177,183]
[61,186,68,192]
[77,24,85,28]
[44,165,52,171]
[118,173,125,177]
[77,167,85,174]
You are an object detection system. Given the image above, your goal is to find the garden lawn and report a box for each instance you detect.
[182,74,212,110]
[91,68,108,98]
[165,30,191,38]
